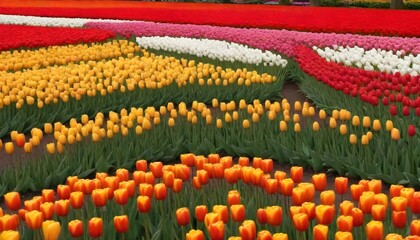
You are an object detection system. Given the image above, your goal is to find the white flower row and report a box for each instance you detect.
[136,36,287,67]
[313,45,420,76]
[0,14,126,28]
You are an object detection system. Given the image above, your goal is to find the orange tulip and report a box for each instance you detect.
[103,176,120,191]
[313,224,328,240]
[144,172,155,185]
[25,210,43,230]
[4,192,21,211]
[359,192,375,214]
[186,229,204,240]
[351,208,364,227]
[385,233,403,240]
[114,215,129,233]
[54,200,70,217]
[4,142,14,155]
[137,196,151,213]
[136,159,148,171]
[88,217,103,238]
[253,157,263,169]
[92,189,108,207]
[193,176,202,190]
[195,205,208,222]
[289,206,303,219]
[139,183,153,198]
[261,159,273,173]
[298,182,315,203]
[392,211,407,229]
[42,189,55,203]
[366,221,383,240]
[257,230,272,240]
[371,204,386,221]
[180,153,196,167]
[209,221,225,240]
[368,180,382,194]
[350,184,364,202]
[68,220,83,238]
[197,170,209,185]
[238,157,250,166]
[227,190,241,206]
[230,204,245,222]
[272,233,289,240]
[213,163,225,180]
[374,193,388,209]
[195,156,207,170]
[114,188,129,206]
[292,187,306,206]
[410,219,420,236]
[220,156,233,169]
[337,215,353,232]
[280,178,294,196]
[320,190,335,206]
[66,176,78,190]
[335,177,348,195]
[335,231,353,240]
[150,162,163,178]
[0,230,19,240]
[133,171,146,185]
[18,209,27,222]
[0,214,19,231]
[339,201,354,216]
[274,171,286,182]
[410,192,420,214]
[204,213,220,230]
[239,220,256,240]
[266,206,283,226]
[400,188,415,205]
[390,185,404,198]
[257,208,267,224]
[56,185,71,200]
[391,196,407,212]
[290,166,303,183]
[69,191,84,210]
[175,164,191,182]
[312,173,327,191]
[176,208,190,226]
[293,213,309,232]
[301,202,316,220]
[154,183,167,200]
[213,205,229,224]
[163,171,175,188]
[116,168,129,182]
[40,202,54,220]
[25,198,41,211]
[173,178,183,193]
[42,220,61,240]
[316,205,335,225]
[224,168,240,184]
[208,154,220,164]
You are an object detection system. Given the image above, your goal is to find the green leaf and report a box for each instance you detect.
[78,168,96,179]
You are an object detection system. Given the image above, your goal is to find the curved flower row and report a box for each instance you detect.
[85,21,420,57]
[136,36,288,67]
[314,45,420,76]
[1,153,420,239]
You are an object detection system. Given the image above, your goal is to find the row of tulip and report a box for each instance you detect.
[0,97,418,196]
[1,154,420,239]
[314,45,420,76]
[1,3,419,37]
[0,24,115,52]
[135,36,288,67]
[0,44,285,138]
[0,40,134,72]
[293,46,420,121]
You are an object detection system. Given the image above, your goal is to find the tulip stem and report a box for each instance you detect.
[182,226,185,240]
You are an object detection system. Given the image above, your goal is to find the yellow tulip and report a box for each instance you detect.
[42,220,61,240]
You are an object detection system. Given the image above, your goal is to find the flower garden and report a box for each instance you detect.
[0,1,419,239]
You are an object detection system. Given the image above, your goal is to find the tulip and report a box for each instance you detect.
[173,178,183,193]
[368,180,382,194]
[0,214,19,231]
[193,177,202,190]
[312,173,326,191]
[239,220,256,240]
[392,211,406,229]
[230,204,245,222]
[92,189,108,207]
[116,168,129,182]
[410,219,420,236]
[197,170,209,185]
[227,190,241,206]
[337,215,353,232]
[339,201,354,216]
[224,168,240,184]
[293,213,309,232]
[261,159,273,173]
[18,209,27,222]
[400,188,415,205]
[280,178,294,196]
[119,180,136,198]
[257,208,267,224]
[113,215,129,233]
[391,128,400,141]
[335,177,348,195]
[42,220,61,240]
[42,189,55,203]
[89,217,103,238]
[163,171,175,188]
[209,220,225,240]
[25,210,43,230]
[195,205,208,222]
[136,159,148,171]
[313,224,328,240]
[301,202,316,220]
[40,202,54,220]
[57,185,71,200]
[154,183,167,200]
[408,125,416,137]
[292,187,305,206]
[176,208,190,226]
[4,142,14,155]
[366,221,383,240]
[139,183,153,198]
[290,166,303,183]
[350,184,364,202]
[144,172,155,185]
[359,192,375,214]
[4,192,21,211]
[320,190,335,206]
[114,188,129,206]
[204,213,220,230]
[0,230,19,240]
[213,205,228,224]
[274,171,286,182]
[391,197,407,212]
[385,234,403,240]
[186,229,204,240]
[390,185,404,198]
[68,220,83,238]
[69,191,84,210]
[272,233,288,240]
[410,192,420,214]
[137,196,151,213]
[180,153,195,167]
[238,157,250,166]
[149,162,163,178]
[266,206,283,226]
[316,205,334,225]
[335,231,353,240]
[54,200,70,217]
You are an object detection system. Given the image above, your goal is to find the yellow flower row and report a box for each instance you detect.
[0,49,276,109]
[0,40,137,72]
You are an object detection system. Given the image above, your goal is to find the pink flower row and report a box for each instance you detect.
[85,21,420,57]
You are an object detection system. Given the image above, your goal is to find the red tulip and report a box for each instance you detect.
[337,215,353,232]
[88,217,103,238]
[392,211,407,229]
[209,221,225,240]
[114,215,129,233]
[91,189,108,207]
[410,219,420,236]
[410,192,420,214]
[114,188,129,206]
[150,162,163,178]
[4,192,21,211]
[312,173,327,191]
[335,177,348,195]
[176,208,190,226]
[136,159,148,171]
[195,205,208,222]
[408,125,416,137]
[56,185,71,200]
[54,200,70,217]
[154,183,167,200]
[290,166,303,183]
[137,196,151,213]
[68,220,83,238]
[42,189,55,203]
[257,208,267,225]
[70,191,84,210]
